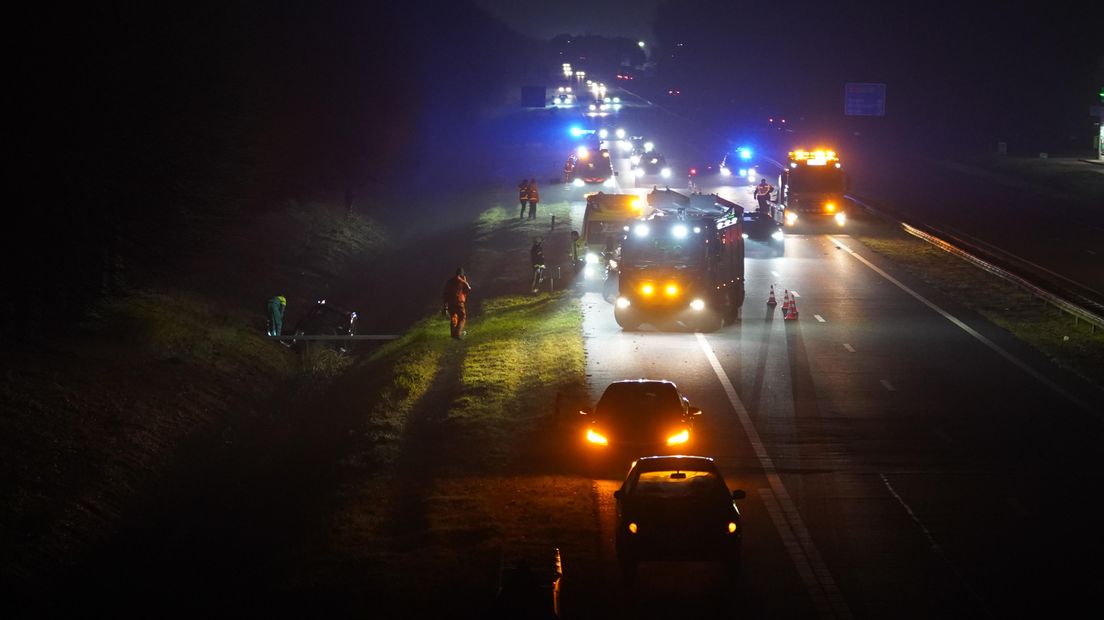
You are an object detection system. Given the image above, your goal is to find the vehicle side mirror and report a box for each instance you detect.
[613,489,623,499]
[732,489,746,500]
[688,407,702,417]
[579,407,592,416]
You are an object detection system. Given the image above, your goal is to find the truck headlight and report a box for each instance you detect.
[689,299,705,311]
[616,297,631,308]
[585,252,599,264]
[660,168,671,178]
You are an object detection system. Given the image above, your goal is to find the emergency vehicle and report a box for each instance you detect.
[564,146,616,187]
[579,192,653,287]
[778,149,851,227]
[613,192,745,332]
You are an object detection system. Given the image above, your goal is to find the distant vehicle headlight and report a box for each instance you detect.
[721,167,732,176]
[616,297,631,308]
[585,252,599,264]
[835,212,847,226]
[742,232,749,239]
[771,230,784,240]
[644,142,654,152]
[672,224,688,238]
[738,168,747,177]
[589,104,597,111]
[785,211,799,226]
[660,168,671,178]
[615,128,626,139]
[747,169,757,181]
[630,155,641,165]
[572,178,584,187]
[690,299,705,311]
[598,128,609,139]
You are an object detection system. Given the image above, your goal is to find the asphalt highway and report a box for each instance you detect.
[559,82,1104,619]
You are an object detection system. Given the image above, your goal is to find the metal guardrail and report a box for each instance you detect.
[846,195,1104,333]
[758,156,1102,332]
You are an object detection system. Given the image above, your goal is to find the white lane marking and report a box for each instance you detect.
[880,474,990,614]
[697,333,852,619]
[843,343,856,353]
[772,270,781,278]
[760,488,832,617]
[831,236,1099,418]
[792,290,801,297]
[880,379,896,392]
[814,314,826,322]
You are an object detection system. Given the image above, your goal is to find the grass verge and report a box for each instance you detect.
[853,221,1104,388]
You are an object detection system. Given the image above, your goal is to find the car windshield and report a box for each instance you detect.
[597,383,682,421]
[632,469,727,500]
[621,227,705,267]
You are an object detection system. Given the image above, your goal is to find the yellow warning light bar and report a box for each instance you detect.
[789,149,839,166]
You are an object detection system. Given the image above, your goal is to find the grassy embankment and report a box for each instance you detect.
[852,221,1104,388]
[0,201,385,587]
[305,195,593,613]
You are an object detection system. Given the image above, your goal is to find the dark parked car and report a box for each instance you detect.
[291,299,357,352]
[614,455,745,582]
[580,380,701,458]
[742,210,785,255]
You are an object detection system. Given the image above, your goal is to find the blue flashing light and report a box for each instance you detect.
[570,127,584,137]
[739,148,752,160]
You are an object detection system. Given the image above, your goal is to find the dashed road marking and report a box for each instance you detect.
[843,343,855,353]
[831,236,1098,418]
[697,333,852,619]
[814,314,826,322]
[880,379,896,392]
[880,474,989,614]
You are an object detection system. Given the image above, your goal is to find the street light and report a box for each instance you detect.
[638,41,645,48]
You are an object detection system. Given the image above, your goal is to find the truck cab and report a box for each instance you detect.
[613,197,744,332]
[579,192,653,287]
[779,149,851,228]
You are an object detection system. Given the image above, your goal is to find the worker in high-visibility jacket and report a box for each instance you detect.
[267,295,286,337]
[526,178,540,220]
[518,179,530,219]
[442,268,473,339]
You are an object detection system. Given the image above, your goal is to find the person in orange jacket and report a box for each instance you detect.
[526,178,540,220]
[518,179,530,219]
[442,267,473,339]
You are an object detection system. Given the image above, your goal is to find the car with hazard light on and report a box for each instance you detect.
[580,380,702,460]
[614,455,746,582]
[778,148,852,228]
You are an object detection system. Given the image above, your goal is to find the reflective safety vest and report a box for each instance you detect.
[527,183,539,202]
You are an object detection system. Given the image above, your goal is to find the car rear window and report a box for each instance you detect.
[598,383,681,416]
[633,470,725,499]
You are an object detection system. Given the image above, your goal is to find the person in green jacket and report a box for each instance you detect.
[267,295,287,337]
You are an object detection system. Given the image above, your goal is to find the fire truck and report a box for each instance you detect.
[778,149,851,228]
[612,192,744,332]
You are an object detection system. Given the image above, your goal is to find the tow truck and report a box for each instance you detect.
[778,149,851,228]
[612,191,745,332]
[579,192,654,291]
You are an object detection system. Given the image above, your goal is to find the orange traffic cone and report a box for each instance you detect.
[784,291,799,321]
[781,290,791,317]
[767,285,777,306]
